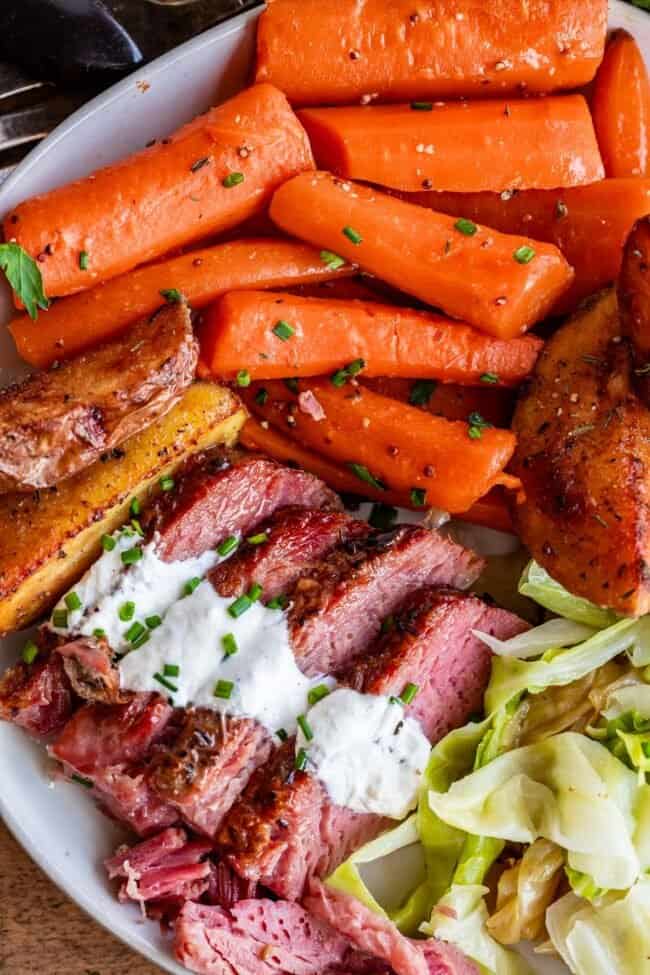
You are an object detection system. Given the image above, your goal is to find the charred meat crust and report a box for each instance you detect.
[0,303,197,493]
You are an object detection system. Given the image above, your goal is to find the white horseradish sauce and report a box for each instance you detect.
[295,687,431,819]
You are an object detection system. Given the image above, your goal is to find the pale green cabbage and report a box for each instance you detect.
[518,562,618,628]
[473,618,596,660]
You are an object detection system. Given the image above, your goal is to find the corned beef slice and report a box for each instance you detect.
[88,763,179,836]
[144,451,341,562]
[0,651,73,736]
[173,900,392,975]
[55,636,122,705]
[220,590,526,901]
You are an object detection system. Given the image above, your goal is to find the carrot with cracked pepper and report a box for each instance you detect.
[199,290,543,384]
[9,239,354,369]
[2,84,314,300]
[399,179,650,316]
[269,172,573,338]
[362,377,515,428]
[255,0,607,105]
[299,96,604,193]
[592,30,650,178]
[241,379,519,513]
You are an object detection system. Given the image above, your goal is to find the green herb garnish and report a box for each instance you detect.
[348,462,386,491]
[0,242,49,320]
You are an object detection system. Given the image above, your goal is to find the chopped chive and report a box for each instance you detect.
[247,532,268,545]
[248,582,263,602]
[146,615,162,630]
[159,475,175,492]
[125,621,146,643]
[164,663,180,677]
[295,748,308,771]
[132,631,150,650]
[332,358,366,387]
[228,594,252,618]
[21,640,39,665]
[411,101,433,111]
[320,249,346,270]
[276,728,289,742]
[160,288,183,303]
[79,250,89,270]
[480,372,499,384]
[191,156,210,172]
[131,518,144,537]
[400,682,419,705]
[119,601,136,622]
[255,387,269,406]
[101,533,116,552]
[222,633,238,658]
[308,684,330,707]
[222,171,245,188]
[266,594,288,610]
[343,226,363,245]
[154,672,178,693]
[52,608,68,629]
[389,695,403,707]
[217,535,239,557]
[272,319,294,341]
[410,487,427,507]
[71,773,93,789]
[214,679,234,699]
[409,379,437,406]
[284,377,300,394]
[297,714,314,741]
[348,462,386,491]
[130,497,141,517]
[236,369,251,387]
[93,628,106,639]
[121,545,143,565]
[64,591,82,612]
[513,245,536,264]
[454,218,478,236]
[369,503,398,531]
[183,576,202,596]
[467,411,493,440]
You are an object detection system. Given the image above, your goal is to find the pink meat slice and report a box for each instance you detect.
[0,651,73,736]
[88,763,179,837]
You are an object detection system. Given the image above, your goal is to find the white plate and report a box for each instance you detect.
[0,4,648,973]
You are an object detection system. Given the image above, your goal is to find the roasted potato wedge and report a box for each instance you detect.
[511,289,650,617]
[0,382,245,634]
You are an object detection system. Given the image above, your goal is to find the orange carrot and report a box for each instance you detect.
[299,96,604,193]
[3,84,314,300]
[270,172,573,339]
[592,30,650,178]
[241,379,518,513]
[255,0,607,105]
[9,239,354,369]
[398,179,650,315]
[241,415,514,532]
[199,290,543,384]
[362,377,515,428]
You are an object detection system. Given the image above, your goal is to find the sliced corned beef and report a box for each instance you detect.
[305,881,479,975]
[0,651,73,736]
[205,860,259,911]
[173,899,392,975]
[287,527,485,676]
[88,763,179,837]
[208,506,370,601]
[106,826,188,877]
[106,827,213,904]
[50,693,173,771]
[146,709,274,840]
[144,451,341,562]
[220,589,524,901]
[55,635,123,704]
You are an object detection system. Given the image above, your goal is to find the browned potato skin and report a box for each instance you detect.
[0,382,245,635]
[618,216,650,404]
[511,289,650,617]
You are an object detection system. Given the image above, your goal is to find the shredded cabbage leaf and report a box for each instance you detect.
[518,562,618,628]
[486,839,565,944]
[473,618,596,660]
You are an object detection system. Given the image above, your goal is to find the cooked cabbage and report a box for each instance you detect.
[486,839,565,944]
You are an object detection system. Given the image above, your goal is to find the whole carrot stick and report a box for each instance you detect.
[270,172,573,339]
[241,379,518,513]
[397,178,650,315]
[199,290,543,384]
[592,30,650,178]
[3,84,314,300]
[255,0,607,106]
[299,96,604,194]
[362,377,515,428]
[9,239,354,369]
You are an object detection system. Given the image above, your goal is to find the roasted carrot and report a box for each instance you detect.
[270,172,573,339]
[3,84,314,300]
[362,377,515,428]
[299,97,604,194]
[592,30,650,178]
[241,379,518,513]
[9,239,354,369]
[241,414,514,532]
[200,290,543,384]
[401,179,650,315]
[255,0,607,106]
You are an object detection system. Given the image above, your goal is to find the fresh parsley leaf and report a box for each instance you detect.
[0,243,49,320]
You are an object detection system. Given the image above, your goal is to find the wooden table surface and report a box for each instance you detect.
[0,822,161,975]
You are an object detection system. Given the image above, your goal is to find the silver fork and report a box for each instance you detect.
[0,63,89,184]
